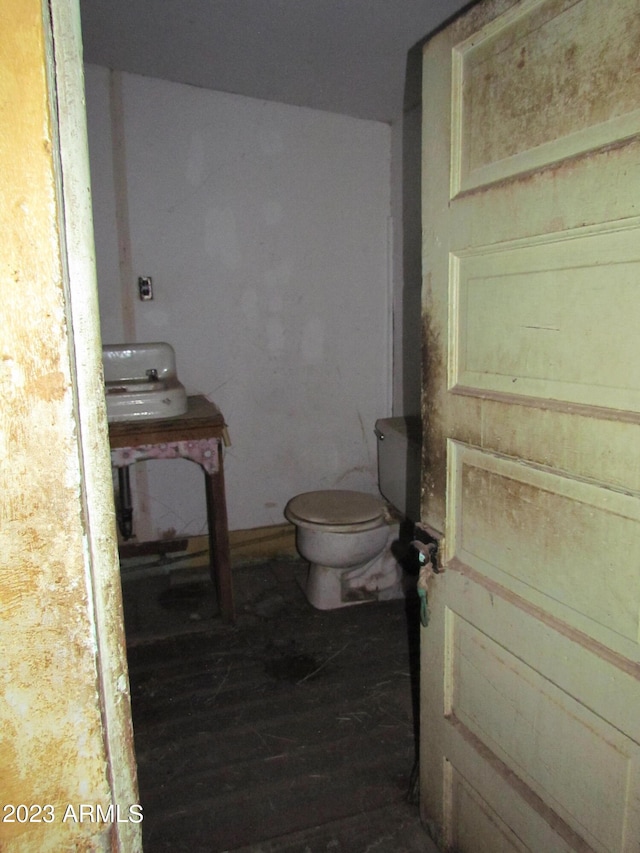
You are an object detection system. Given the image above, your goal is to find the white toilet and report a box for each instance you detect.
[284,416,421,609]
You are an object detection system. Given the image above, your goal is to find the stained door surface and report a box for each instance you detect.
[419,0,640,850]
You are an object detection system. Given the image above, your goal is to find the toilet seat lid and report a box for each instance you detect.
[286,490,385,526]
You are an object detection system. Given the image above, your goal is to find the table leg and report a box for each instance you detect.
[204,450,234,623]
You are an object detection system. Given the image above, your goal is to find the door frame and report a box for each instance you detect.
[46,1,140,848]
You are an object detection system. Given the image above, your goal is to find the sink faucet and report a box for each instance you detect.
[146,368,159,382]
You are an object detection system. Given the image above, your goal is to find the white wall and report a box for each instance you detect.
[391,103,423,417]
[85,67,125,344]
[85,66,392,536]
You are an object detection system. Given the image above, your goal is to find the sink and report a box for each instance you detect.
[102,342,188,422]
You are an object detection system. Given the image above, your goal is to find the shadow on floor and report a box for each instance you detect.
[121,557,439,852]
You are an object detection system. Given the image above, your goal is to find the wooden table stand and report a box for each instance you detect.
[108,396,235,622]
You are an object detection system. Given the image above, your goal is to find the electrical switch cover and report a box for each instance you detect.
[138,276,153,301]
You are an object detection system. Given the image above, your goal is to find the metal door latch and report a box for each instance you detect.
[412,540,437,627]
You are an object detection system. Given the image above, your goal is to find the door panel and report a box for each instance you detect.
[448,766,545,853]
[420,0,640,850]
[449,613,637,848]
[451,0,640,194]
[427,582,640,853]
[450,442,640,656]
[452,224,640,410]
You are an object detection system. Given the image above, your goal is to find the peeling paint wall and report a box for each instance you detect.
[0,1,139,849]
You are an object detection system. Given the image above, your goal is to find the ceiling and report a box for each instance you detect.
[78,0,471,124]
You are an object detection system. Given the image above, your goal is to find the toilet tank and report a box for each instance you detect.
[375,416,422,521]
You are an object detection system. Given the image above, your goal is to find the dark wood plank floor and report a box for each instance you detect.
[122,558,438,852]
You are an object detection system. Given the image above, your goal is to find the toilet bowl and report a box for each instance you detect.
[284,416,421,610]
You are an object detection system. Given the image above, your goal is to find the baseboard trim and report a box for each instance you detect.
[118,523,297,575]
[179,523,297,566]
[229,523,297,563]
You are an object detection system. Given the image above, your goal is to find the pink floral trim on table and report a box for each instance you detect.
[110,438,220,475]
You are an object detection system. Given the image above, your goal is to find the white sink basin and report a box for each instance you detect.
[102,342,187,422]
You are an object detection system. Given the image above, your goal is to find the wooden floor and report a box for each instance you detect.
[122,557,439,852]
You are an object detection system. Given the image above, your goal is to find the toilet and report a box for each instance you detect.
[284,416,421,610]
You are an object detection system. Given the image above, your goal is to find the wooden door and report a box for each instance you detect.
[419,0,640,850]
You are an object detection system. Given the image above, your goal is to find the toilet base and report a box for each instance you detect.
[303,527,404,610]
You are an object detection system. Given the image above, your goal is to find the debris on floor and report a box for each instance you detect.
[122,558,438,852]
